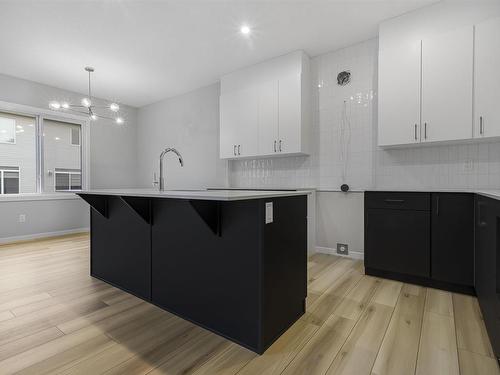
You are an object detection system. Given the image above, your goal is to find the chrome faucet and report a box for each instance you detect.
[154,148,184,191]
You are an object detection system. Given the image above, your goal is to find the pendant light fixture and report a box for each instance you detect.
[49,67,124,124]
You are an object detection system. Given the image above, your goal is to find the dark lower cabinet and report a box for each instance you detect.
[365,191,474,295]
[475,195,500,360]
[365,208,430,277]
[431,193,474,287]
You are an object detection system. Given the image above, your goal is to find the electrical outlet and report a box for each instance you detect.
[337,243,348,255]
[265,202,273,224]
[18,214,26,223]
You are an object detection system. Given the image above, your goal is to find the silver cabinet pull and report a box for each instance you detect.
[279,140,282,152]
[274,140,277,152]
[424,122,427,139]
[238,145,241,155]
[233,145,237,156]
[414,124,418,140]
[480,116,484,135]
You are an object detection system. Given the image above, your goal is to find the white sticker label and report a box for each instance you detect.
[265,202,273,224]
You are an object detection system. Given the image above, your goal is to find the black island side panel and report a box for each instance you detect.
[261,195,307,349]
[151,198,263,352]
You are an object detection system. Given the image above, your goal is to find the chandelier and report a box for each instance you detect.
[49,67,124,124]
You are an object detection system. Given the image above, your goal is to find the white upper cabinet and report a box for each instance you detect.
[220,85,259,158]
[474,17,500,139]
[421,25,473,143]
[258,80,279,155]
[278,74,302,154]
[378,23,476,147]
[219,51,311,159]
[378,40,422,146]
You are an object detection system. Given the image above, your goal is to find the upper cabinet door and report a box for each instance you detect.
[236,86,259,158]
[475,17,500,139]
[378,40,422,146]
[421,25,473,143]
[219,87,259,158]
[258,80,279,155]
[278,74,302,153]
[220,91,239,158]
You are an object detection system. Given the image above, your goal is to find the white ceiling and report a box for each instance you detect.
[0,0,437,108]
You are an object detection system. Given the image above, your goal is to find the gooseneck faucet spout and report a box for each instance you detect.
[158,148,184,191]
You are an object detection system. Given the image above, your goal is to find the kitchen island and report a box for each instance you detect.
[77,189,309,354]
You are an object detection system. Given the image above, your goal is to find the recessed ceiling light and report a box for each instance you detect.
[240,25,251,35]
[115,117,124,124]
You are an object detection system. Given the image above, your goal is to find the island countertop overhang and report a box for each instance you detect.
[75,188,311,201]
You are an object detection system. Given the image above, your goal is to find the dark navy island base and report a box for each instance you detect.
[78,193,307,354]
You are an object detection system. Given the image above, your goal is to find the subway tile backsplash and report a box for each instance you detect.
[229,38,500,191]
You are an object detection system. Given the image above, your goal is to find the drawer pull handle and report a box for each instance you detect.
[384,199,405,203]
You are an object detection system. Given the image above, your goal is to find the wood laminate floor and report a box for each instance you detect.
[0,233,498,375]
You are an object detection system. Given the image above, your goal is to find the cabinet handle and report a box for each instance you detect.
[233,145,237,156]
[238,145,241,155]
[480,116,484,135]
[279,140,282,152]
[414,124,418,140]
[384,199,404,204]
[424,122,427,139]
[274,140,277,152]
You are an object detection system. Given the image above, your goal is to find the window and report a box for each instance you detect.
[0,117,16,144]
[0,166,20,194]
[43,119,82,193]
[71,128,80,146]
[0,112,36,193]
[0,105,87,196]
[54,169,81,191]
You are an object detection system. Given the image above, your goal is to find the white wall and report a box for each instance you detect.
[136,83,227,190]
[0,73,138,241]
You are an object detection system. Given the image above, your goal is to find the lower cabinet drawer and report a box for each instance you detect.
[365,191,430,211]
[365,208,430,277]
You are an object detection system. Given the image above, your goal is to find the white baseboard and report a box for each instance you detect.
[315,246,364,260]
[0,227,90,245]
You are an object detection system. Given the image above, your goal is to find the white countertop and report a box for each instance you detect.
[75,188,311,201]
[319,188,500,201]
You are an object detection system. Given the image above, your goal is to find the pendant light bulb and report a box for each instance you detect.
[81,98,91,108]
[49,101,61,110]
